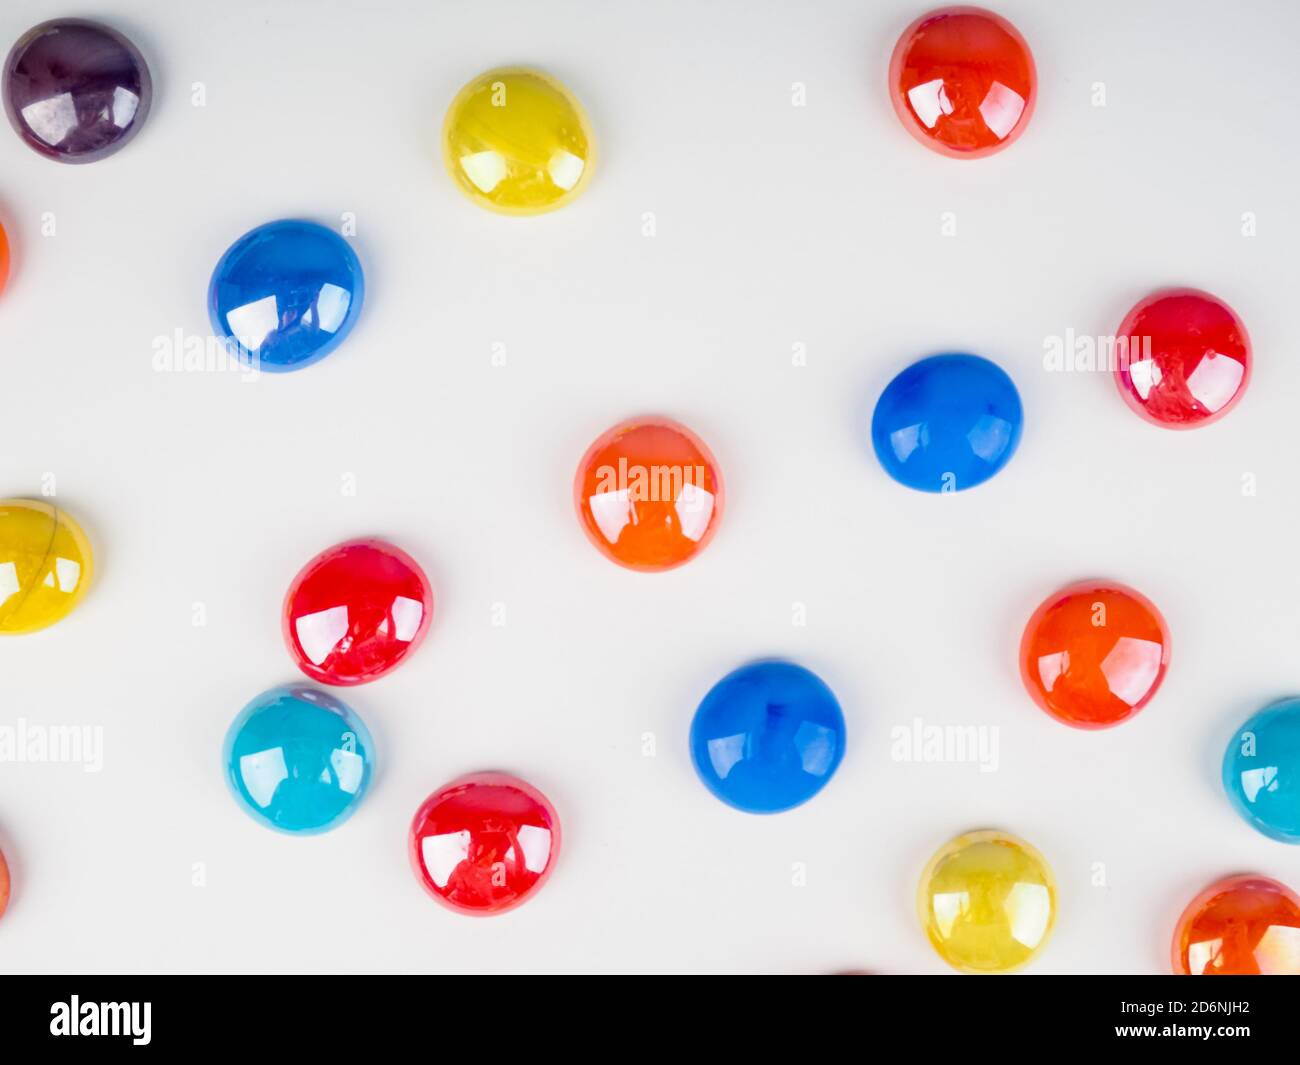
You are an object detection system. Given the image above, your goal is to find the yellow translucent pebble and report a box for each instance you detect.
[442,67,594,215]
[0,499,94,634]
[917,830,1057,973]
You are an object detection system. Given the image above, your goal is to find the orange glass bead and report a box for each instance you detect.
[1173,875,1300,975]
[574,417,724,572]
[889,6,1036,159]
[1019,580,1170,729]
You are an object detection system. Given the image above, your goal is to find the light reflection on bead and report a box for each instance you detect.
[918,829,1057,973]
[1173,875,1300,975]
[442,67,594,215]
[0,498,94,634]
[1223,698,1300,844]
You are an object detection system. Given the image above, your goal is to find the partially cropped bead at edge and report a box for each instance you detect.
[223,685,375,834]
[918,829,1057,973]
[1173,875,1300,975]
[3,18,152,163]
[208,220,365,373]
[0,845,9,920]
[0,220,9,294]
[0,498,94,634]
[1223,698,1300,844]
[443,67,594,215]
[889,7,1036,158]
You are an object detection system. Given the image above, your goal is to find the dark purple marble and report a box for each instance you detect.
[3,19,151,163]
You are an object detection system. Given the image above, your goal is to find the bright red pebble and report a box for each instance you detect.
[574,416,724,572]
[0,847,8,919]
[283,538,433,686]
[409,772,560,916]
[1114,288,1251,429]
[1173,875,1300,975]
[1020,580,1170,729]
[889,6,1036,158]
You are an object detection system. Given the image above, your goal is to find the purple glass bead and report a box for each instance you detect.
[3,19,151,163]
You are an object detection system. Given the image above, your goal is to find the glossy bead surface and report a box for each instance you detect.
[284,539,433,686]
[575,416,724,572]
[1223,699,1300,844]
[0,499,93,635]
[690,660,845,814]
[208,220,364,373]
[889,7,1035,159]
[0,846,8,920]
[918,830,1056,973]
[3,19,151,163]
[223,685,374,834]
[871,353,1022,492]
[1114,288,1250,428]
[443,67,594,215]
[0,221,9,294]
[1173,875,1300,975]
[409,772,560,915]
[1019,580,1170,729]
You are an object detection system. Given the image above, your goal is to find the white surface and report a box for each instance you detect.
[1,0,1298,975]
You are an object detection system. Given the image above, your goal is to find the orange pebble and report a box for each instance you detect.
[1173,875,1300,975]
[574,417,724,572]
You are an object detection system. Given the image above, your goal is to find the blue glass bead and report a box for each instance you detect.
[871,353,1023,492]
[223,685,374,834]
[208,220,364,372]
[690,660,846,814]
[1222,698,1300,844]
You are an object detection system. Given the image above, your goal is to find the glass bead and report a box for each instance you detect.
[208,219,365,373]
[1019,580,1170,729]
[0,845,8,920]
[0,220,9,294]
[443,67,594,215]
[409,772,560,915]
[918,829,1057,973]
[889,7,1036,158]
[3,18,152,163]
[284,538,433,686]
[1223,699,1300,844]
[690,660,846,814]
[223,685,374,834]
[1114,288,1251,428]
[871,353,1023,492]
[1173,875,1300,975]
[575,416,724,572]
[0,498,93,635]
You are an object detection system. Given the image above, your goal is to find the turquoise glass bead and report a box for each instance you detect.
[208,219,364,372]
[871,353,1023,492]
[1223,698,1300,844]
[223,685,374,834]
[690,660,846,814]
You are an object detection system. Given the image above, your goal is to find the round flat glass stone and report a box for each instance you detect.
[1173,875,1300,975]
[409,772,560,915]
[443,67,594,215]
[0,499,93,635]
[871,353,1023,492]
[889,6,1036,158]
[223,685,374,834]
[1114,288,1251,428]
[0,846,8,920]
[918,829,1057,973]
[1020,580,1170,729]
[1223,699,1300,844]
[0,220,9,294]
[208,219,365,373]
[284,538,433,686]
[690,660,846,814]
[575,416,724,571]
[3,18,152,163]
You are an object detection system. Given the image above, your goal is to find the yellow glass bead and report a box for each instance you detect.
[442,67,594,215]
[917,829,1057,973]
[0,499,94,635]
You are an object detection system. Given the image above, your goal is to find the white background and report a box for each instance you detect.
[1,0,1298,975]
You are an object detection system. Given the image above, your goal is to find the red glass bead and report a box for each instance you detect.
[283,538,433,686]
[889,6,1036,159]
[1020,580,1170,729]
[574,416,724,572]
[1114,288,1251,429]
[409,772,560,916]
[0,846,9,920]
[1173,875,1300,975]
